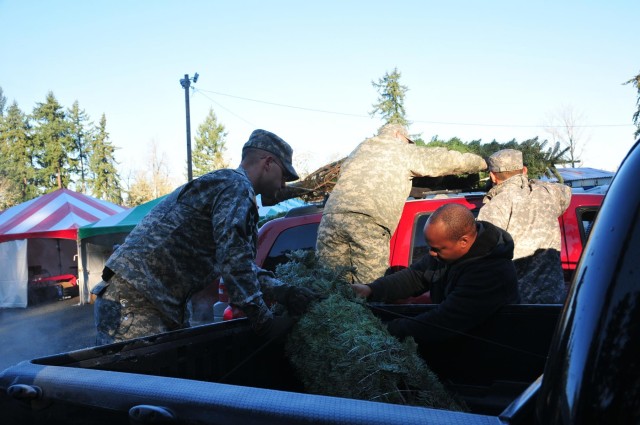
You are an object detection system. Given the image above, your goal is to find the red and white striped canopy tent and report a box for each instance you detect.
[0,188,126,242]
[0,189,126,308]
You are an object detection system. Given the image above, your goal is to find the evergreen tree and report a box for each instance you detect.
[279,251,466,411]
[0,86,6,117]
[0,101,38,202]
[0,98,22,208]
[89,114,123,204]
[625,70,640,138]
[192,108,228,178]
[426,136,476,154]
[425,137,569,182]
[68,101,93,193]
[31,92,76,191]
[519,138,569,182]
[370,68,410,127]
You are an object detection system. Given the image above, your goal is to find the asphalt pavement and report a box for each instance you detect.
[0,297,96,372]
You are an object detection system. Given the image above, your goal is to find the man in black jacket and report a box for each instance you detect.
[352,203,519,342]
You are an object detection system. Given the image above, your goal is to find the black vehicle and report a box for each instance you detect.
[1,140,639,424]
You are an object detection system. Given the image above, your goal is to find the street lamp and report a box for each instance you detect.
[180,73,199,181]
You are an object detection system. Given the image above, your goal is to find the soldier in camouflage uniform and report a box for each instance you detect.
[477,149,572,304]
[316,123,487,284]
[92,129,318,344]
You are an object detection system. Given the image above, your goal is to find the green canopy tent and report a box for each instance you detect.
[77,196,167,304]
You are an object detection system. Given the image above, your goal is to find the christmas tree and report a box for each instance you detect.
[275,251,466,411]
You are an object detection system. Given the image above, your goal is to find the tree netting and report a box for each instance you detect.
[274,250,466,411]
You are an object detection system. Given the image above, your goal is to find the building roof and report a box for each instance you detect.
[554,167,615,182]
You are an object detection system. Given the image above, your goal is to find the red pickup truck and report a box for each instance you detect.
[256,192,603,284]
[217,190,602,318]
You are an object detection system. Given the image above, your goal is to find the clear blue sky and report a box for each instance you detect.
[1,0,637,186]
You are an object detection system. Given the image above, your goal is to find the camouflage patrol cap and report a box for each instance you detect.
[243,129,300,182]
[487,149,524,172]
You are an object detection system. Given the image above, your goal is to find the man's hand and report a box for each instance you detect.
[351,283,372,299]
[284,286,321,316]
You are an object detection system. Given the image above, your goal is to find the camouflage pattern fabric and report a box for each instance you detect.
[316,130,486,283]
[98,167,282,341]
[487,149,523,172]
[477,174,572,303]
[316,212,391,284]
[93,275,181,345]
[513,249,566,304]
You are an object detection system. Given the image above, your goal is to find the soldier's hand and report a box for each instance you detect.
[284,286,322,316]
[351,283,372,299]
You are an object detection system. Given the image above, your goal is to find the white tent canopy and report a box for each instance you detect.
[0,240,28,308]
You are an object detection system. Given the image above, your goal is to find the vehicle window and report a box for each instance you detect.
[262,223,319,272]
[411,214,431,263]
[410,207,479,264]
[577,207,600,244]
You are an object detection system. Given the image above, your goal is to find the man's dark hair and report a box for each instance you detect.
[242,147,265,162]
[428,204,476,241]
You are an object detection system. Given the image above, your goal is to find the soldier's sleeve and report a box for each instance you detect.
[556,183,572,215]
[253,263,289,305]
[536,181,572,216]
[477,194,512,231]
[212,185,272,326]
[408,146,487,177]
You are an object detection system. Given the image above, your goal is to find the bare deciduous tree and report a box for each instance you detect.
[125,141,175,206]
[544,105,589,167]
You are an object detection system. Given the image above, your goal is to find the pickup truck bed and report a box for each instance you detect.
[1,303,560,424]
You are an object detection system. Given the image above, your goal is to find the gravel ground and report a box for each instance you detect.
[0,297,96,372]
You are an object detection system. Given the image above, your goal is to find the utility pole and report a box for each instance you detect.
[180,72,199,181]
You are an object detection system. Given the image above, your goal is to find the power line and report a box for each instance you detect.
[412,119,632,129]
[192,89,257,128]
[195,88,368,118]
[194,87,633,129]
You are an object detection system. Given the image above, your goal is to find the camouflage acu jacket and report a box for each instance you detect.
[106,167,274,326]
[322,134,486,234]
[477,174,572,260]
